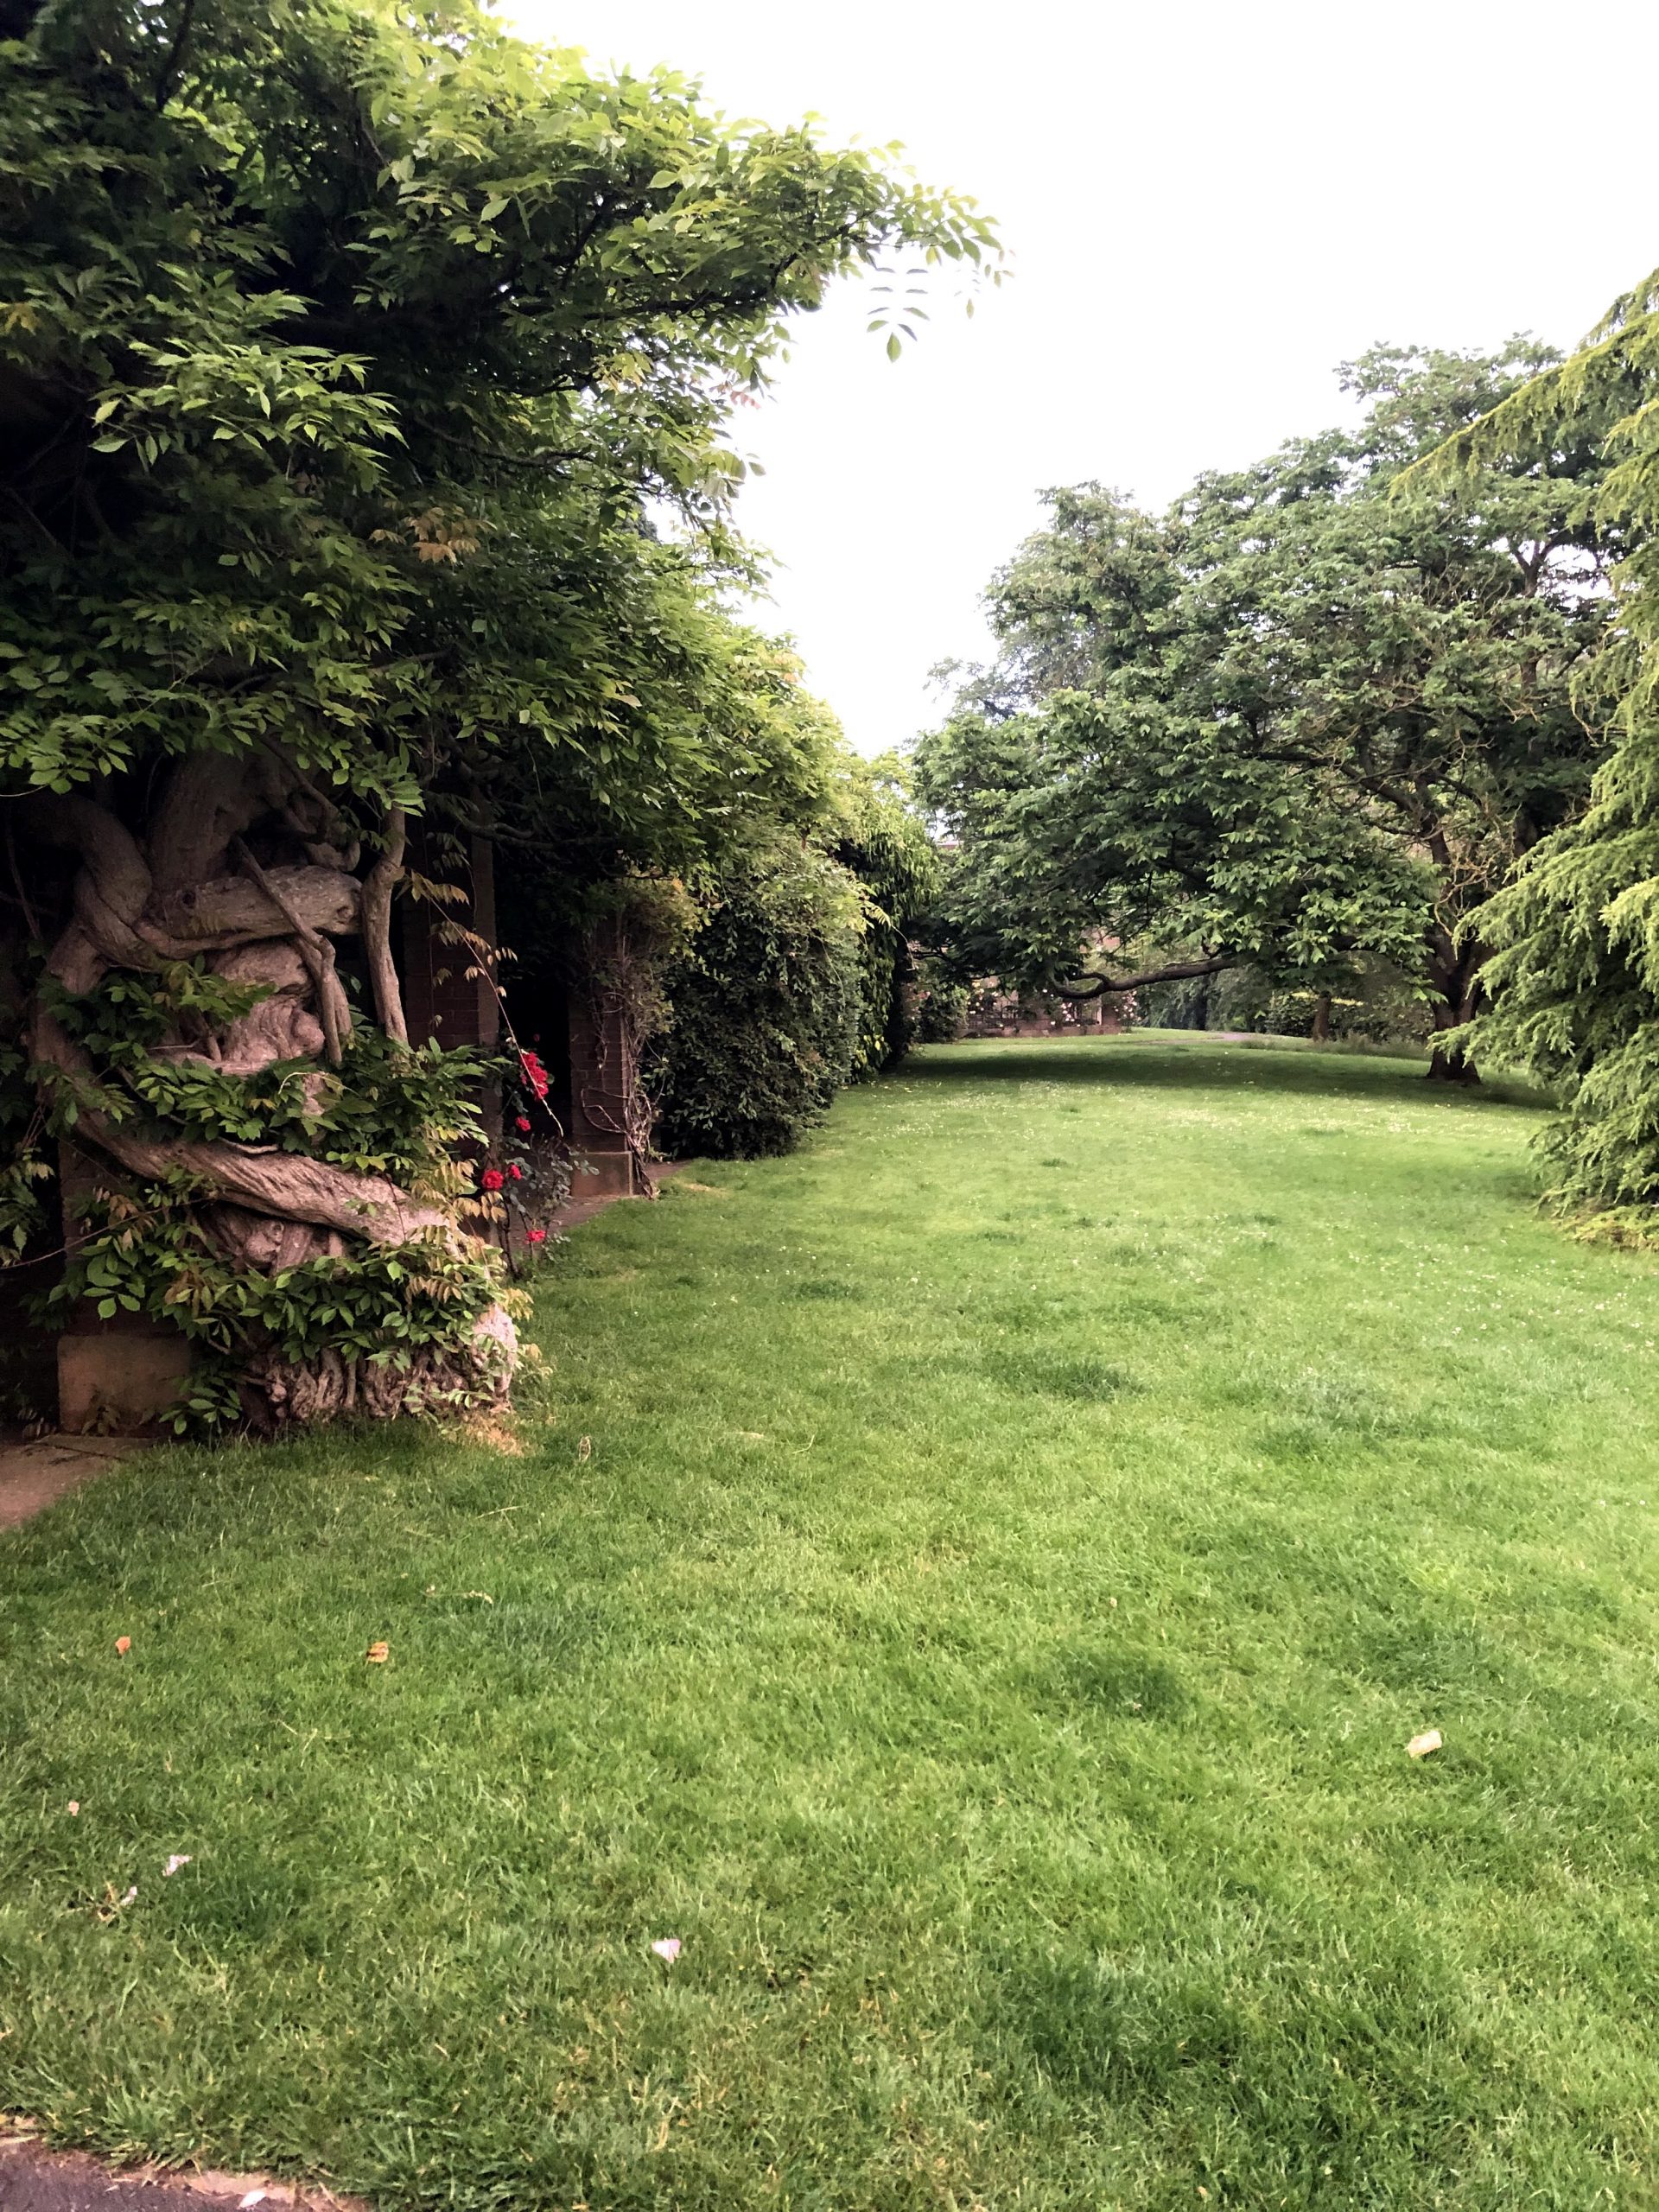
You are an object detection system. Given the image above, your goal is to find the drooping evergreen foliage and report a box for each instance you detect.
[1417,276,1659,1221]
[917,346,1616,1077]
[0,0,988,1419]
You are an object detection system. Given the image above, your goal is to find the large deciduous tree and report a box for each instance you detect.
[0,0,991,1422]
[917,346,1614,1078]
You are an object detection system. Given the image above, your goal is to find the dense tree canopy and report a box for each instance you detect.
[2,0,989,808]
[917,345,1616,1077]
[0,0,990,1422]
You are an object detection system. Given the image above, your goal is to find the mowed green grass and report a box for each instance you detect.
[6,1034,1659,2211]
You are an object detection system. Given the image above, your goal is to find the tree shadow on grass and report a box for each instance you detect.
[904,1037,1545,1113]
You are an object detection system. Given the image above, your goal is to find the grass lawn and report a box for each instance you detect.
[8,1034,1659,2211]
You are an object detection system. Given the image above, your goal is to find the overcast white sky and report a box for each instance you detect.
[505,0,1659,754]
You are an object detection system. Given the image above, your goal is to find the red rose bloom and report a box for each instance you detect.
[507,1163,523,1180]
[480,1167,504,1192]
[516,1116,531,1133]
[526,1227,547,1245]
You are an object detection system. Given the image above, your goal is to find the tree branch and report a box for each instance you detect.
[359,804,408,1046]
[410,418,585,470]
[154,0,197,108]
[232,841,351,1067]
[33,1010,448,1246]
[1054,953,1237,1001]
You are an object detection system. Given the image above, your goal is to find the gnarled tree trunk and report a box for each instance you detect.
[19,756,516,1429]
[1426,922,1484,1085]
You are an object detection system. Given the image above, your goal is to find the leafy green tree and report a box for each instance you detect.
[918,346,1613,1077]
[0,0,991,1420]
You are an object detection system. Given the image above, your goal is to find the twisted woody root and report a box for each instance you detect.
[25,761,516,1426]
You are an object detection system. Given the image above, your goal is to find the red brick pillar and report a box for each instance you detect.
[567,915,643,1198]
[401,834,502,1153]
[401,834,500,1057]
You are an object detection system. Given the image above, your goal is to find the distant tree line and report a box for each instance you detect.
[914,313,1659,1236]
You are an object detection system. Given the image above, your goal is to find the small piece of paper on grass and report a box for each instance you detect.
[651,1937,682,1965]
[1407,1728,1443,1759]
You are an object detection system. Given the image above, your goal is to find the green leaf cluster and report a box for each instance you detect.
[831,752,942,1081]
[1,0,992,819]
[59,1179,519,1433]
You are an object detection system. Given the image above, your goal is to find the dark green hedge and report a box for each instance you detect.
[652,842,864,1158]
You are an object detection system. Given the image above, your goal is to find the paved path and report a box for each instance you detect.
[0,1435,145,1530]
[0,2140,358,2212]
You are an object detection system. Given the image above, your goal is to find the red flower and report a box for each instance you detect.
[480,1167,504,1193]
[516,1116,531,1134]
[507,1163,523,1180]
[526,1227,547,1245]
[518,1048,550,1103]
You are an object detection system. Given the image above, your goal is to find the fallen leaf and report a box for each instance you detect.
[365,1641,390,1664]
[650,1937,682,1965]
[162,1854,192,1878]
[461,1591,494,1605]
[114,1637,130,1656]
[1407,1728,1443,1759]
[576,1436,592,1463]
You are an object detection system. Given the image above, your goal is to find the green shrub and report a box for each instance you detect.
[652,842,864,1158]
[914,964,969,1042]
